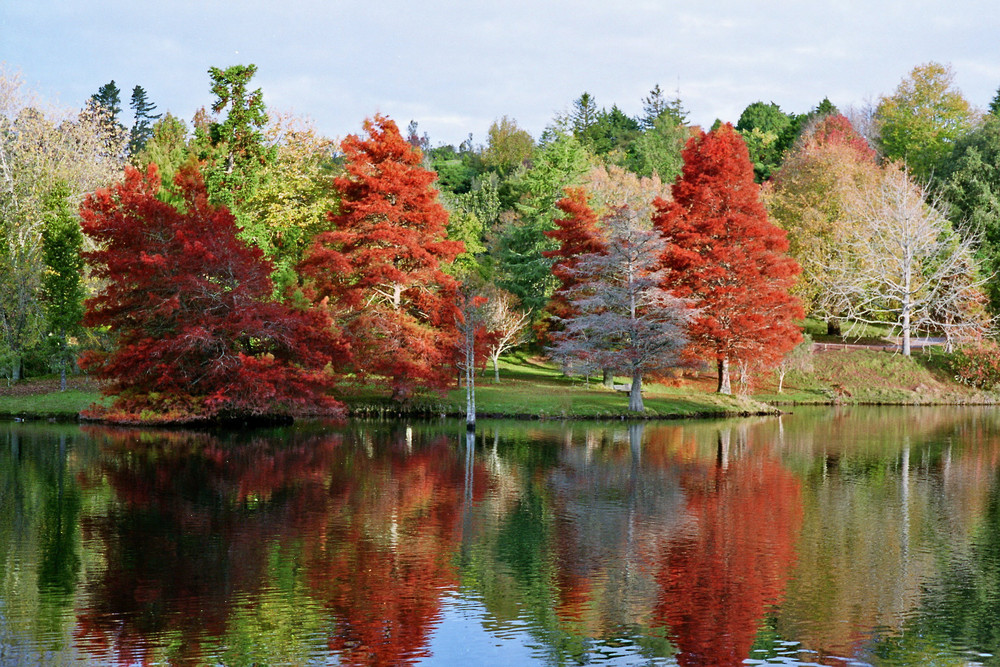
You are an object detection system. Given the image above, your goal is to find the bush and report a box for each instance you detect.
[947,341,1000,390]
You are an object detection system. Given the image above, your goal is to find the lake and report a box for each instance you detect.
[2,407,999,666]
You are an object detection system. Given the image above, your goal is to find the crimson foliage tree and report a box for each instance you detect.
[79,164,345,424]
[300,114,463,400]
[542,187,606,333]
[654,124,803,394]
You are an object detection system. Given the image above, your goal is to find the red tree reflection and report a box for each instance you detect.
[303,431,487,666]
[72,426,341,665]
[653,439,803,666]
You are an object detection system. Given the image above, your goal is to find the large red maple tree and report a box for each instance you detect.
[79,164,346,423]
[299,114,463,400]
[654,124,803,393]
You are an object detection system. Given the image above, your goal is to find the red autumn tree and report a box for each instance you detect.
[542,187,607,332]
[654,124,803,394]
[800,112,877,159]
[299,114,463,400]
[79,164,346,424]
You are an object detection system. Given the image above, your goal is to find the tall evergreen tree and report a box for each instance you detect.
[199,64,274,218]
[90,80,122,126]
[128,85,161,156]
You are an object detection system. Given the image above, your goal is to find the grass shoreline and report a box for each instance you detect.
[1,348,995,424]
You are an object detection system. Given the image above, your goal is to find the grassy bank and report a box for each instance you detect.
[755,347,995,405]
[342,354,772,419]
[2,346,995,423]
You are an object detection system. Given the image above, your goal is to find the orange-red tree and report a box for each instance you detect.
[79,164,345,423]
[543,187,607,332]
[654,124,803,394]
[300,115,463,400]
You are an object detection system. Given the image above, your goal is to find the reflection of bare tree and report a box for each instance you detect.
[773,407,1000,661]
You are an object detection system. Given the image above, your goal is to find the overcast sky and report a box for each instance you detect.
[2,1,997,147]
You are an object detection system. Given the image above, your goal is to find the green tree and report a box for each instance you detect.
[631,114,689,182]
[582,105,641,160]
[482,116,534,175]
[735,101,796,182]
[40,184,85,391]
[199,64,275,222]
[128,85,161,156]
[133,113,190,197]
[492,133,592,314]
[939,114,1000,310]
[641,84,688,129]
[875,62,977,181]
[89,80,122,127]
[239,111,341,298]
[571,92,599,136]
[990,86,1000,116]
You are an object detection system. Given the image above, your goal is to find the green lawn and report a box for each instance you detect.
[343,353,773,419]
[0,389,100,419]
[5,345,991,424]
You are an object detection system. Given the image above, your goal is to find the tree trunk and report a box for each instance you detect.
[11,355,21,382]
[777,368,786,394]
[465,328,476,429]
[603,368,614,388]
[901,302,911,356]
[717,357,731,395]
[492,355,500,383]
[827,318,841,336]
[629,371,644,412]
[59,363,67,392]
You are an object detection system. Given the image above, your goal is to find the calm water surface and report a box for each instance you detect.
[2,407,1000,666]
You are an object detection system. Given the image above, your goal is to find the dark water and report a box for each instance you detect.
[2,408,1000,666]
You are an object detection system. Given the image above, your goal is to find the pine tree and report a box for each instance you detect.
[90,80,122,126]
[299,114,464,400]
[128,85,161,156]
[654,124,803,394]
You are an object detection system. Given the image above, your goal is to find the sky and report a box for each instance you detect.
[2,1,998,147]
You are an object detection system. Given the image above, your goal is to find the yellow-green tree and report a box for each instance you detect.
[875,62,977,181]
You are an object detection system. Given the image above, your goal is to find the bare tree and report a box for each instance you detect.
[775,334,813,394]
[550,206,691,411]
[479,284,531,383]
[824,164,990,355]
[455,290,487,429]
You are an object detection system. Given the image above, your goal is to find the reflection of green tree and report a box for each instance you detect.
[0,425,88,655]
[871,473,1000,665]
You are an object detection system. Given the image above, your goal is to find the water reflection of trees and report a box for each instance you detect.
[303,427,488,665]
[771,407,1000,664]
[12,409,1000,665]
[458,420,803,666]
[0,423,89,660]
[66,423,489,666]
[649,426,803,667]
[73,426,343,664]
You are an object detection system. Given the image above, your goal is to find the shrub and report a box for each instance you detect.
[947,341,1000,390]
